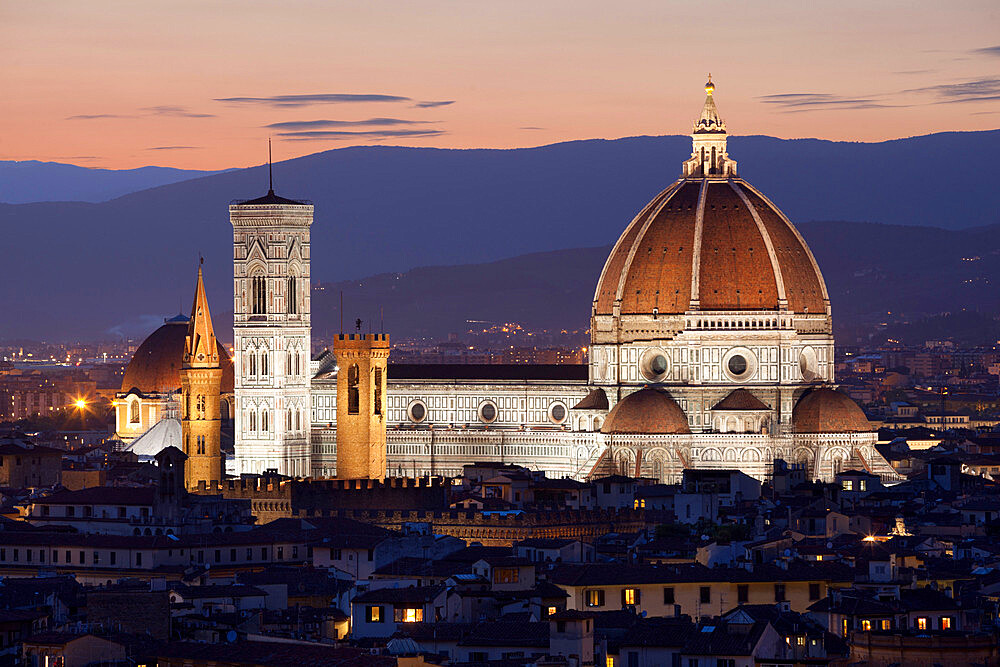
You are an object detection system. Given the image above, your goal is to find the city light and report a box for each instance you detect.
[73,398,87,409]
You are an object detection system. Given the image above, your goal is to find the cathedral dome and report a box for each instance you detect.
[601,387,690,435]
[792,388,870,434]
[121,317,234,394]
[592,81,829,325]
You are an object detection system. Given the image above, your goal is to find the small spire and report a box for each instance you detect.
[268,138,274,195]
[705,73,714,96]
[184,261,219,368]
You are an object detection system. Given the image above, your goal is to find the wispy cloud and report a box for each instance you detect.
[413,100,455,108]
[757,93,898,112]
[66,113,136,120]
[145,146,202,151]
[276,129,446,142]
[215,93,411,108]
[904,78,1000,104]
[141,105,214,118]
[263,118,436,131]
[519,126,545,131]
[972,46,1000,57]
[893,69,935,75]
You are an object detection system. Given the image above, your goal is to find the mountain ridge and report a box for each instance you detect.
[2,130,998,340]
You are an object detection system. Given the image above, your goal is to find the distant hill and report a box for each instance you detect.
[307,221,1000,344]
[0,130,998,341]
[0,160,231,204]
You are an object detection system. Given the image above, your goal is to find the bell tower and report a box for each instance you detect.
[230,165,313,478]
[332,334,389,479]
[180,263,223,490]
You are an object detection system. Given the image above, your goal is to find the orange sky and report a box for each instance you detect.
[2,0,999,170]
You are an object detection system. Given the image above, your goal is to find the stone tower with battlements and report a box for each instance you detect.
[332,334,389,479]
[181,264,223,490]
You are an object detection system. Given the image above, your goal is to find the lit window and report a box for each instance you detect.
[403,608,422,623]
[859,480,867,491]
[861,620,871,631]
[916,617,928,630]
[940,617,952,630]
[796,636,805,646]
[623,588,637,605]
[493,567,519,584]
[547,606,557,617]
[880,619,891,630]
[606,657,614,667]
[586,590,605,607]
[843,480,854,491]
[367,606,382,623]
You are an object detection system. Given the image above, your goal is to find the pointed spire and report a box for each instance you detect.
[681,76,737,178]
[268,138,274,195]
[184,262,219,369]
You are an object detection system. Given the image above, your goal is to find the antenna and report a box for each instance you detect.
[268,138,273,193]
[340,291,344,335]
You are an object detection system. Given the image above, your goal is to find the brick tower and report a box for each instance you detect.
[332,334,389,479]
[181,263,223,490]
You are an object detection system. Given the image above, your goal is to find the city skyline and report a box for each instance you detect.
[1,0,999,169]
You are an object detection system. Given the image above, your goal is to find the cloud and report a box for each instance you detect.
[215,93,411,108]
[972,46,1000,57]
[66,114,136,120]
[263,118,436,130]
[141,105,215,118]
[413,100,455,108]
[145,146,202,151]
[519,126,545,131]
[757,93,898,112]
[892,69,935,75]
[276,129,446,142]
[904,78,1000,104]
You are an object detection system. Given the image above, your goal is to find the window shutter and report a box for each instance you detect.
[621,588,627,606]
[635,588,641,605]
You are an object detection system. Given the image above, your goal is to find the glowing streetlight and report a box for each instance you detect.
[73,398,87,410]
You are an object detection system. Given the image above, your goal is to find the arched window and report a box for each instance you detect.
[287,408,293,431]
[249,411,257,432]
[374,367,383,416]
[196,435,206,455]
[261,409,269,432]
[347,364,360,415]
[196,395,206,419]
[287,276,297,314]
[251,275,267,315]
[261,351,269,377]
[294,409,301,431]
[249,353,257,378]
[129,400,140,424]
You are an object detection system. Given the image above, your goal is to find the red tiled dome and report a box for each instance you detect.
[593,179,828,317]
[793,388,870,433]
[121,318,234,394]
[601,387,690,435]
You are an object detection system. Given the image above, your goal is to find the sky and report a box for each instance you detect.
[2,0,999,170]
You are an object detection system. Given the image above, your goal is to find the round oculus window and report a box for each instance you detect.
[408,400,427,423]
[649,354,668,375]
[728,355,748,377]
[479,401,498,423]
[640,348,670,381]
[549,402,567,424]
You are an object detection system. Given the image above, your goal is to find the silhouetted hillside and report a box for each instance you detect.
[307,222,1000,344]
[0,160,230,204]
[1,130,997,340]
